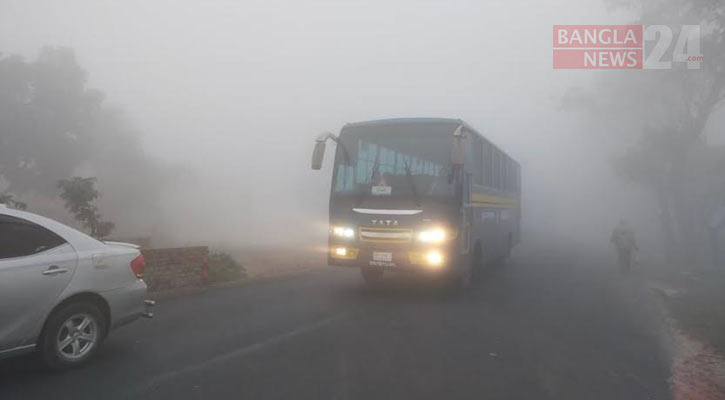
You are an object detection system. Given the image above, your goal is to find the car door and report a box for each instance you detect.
[0,214,78,352]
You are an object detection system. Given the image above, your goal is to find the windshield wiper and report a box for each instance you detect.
[355,148,381,207]
[402,158,421,208]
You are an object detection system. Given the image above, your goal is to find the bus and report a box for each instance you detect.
[311,118,520,289]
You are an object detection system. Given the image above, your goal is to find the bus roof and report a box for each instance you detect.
[343,118,518,164]
[343,117,462,128]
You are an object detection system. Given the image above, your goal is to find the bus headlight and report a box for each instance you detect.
[330,247,359,260]
[417,227,446,243]
[425,250,444,267]
[331,226,355,238]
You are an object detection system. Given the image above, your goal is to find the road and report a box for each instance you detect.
[0,244,672,400]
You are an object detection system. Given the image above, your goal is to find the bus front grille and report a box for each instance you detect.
[359,227,413,243]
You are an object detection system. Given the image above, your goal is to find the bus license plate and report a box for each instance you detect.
[373,252,393,262]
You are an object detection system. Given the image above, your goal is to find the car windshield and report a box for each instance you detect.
[332,123,456,199]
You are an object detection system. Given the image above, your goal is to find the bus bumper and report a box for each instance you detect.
[327,244,463,276]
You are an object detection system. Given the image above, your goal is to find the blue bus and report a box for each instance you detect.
[311,118,520,289]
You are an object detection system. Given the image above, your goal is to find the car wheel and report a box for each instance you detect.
[361,267,384,286]
[39,302,106,370]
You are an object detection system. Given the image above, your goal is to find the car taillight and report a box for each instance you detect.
[130,254,146,278]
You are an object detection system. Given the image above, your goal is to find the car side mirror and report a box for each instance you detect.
[311,141,326,170]
[450,125,465,166]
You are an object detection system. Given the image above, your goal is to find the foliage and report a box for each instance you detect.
[565,0,725,261]
[0,47,99,196]
[57,177,115,239]
[0,193,27,210]
[0,47,172,231]
[208,251,246,283]
[613,126,692,188]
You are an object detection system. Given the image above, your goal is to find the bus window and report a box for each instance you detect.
[471,133,483,185]
[482,140,492,187]
[499,151,505,190]
[499,152,506,191]
[492,149,500,190]
[501,156,507,191]
[506,157,511,192]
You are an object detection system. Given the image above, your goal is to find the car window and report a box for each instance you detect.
[0,214,68,259]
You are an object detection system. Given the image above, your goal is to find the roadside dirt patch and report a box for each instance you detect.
[670,328,725,400]
[647,268,725,400]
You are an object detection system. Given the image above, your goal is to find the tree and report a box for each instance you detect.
[565,0,725,262]
[0,47,100,196]
[0,47,173,235]
[57,177,115,239]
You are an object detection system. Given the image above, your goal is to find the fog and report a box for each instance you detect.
[1,0,721,255]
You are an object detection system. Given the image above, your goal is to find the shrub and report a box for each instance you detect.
[208,251,246,283]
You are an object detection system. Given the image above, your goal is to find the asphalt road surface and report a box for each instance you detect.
[0,244,672,400]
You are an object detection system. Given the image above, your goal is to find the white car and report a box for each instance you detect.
[0,204,153,369]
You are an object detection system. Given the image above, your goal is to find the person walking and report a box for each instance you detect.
[611,219,638,272]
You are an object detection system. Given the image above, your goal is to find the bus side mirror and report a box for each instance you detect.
[311,141,326,170]
[311,131,339,170]
[450,126,465,166]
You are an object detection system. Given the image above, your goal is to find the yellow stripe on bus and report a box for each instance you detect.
[469,203,517,209]
[470,193,518,208]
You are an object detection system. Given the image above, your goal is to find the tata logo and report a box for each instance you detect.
[371,219,399,226]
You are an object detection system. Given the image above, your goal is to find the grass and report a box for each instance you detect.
[661,269,725,356]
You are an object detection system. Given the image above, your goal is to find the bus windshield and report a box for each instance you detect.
[332,123,457,199]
